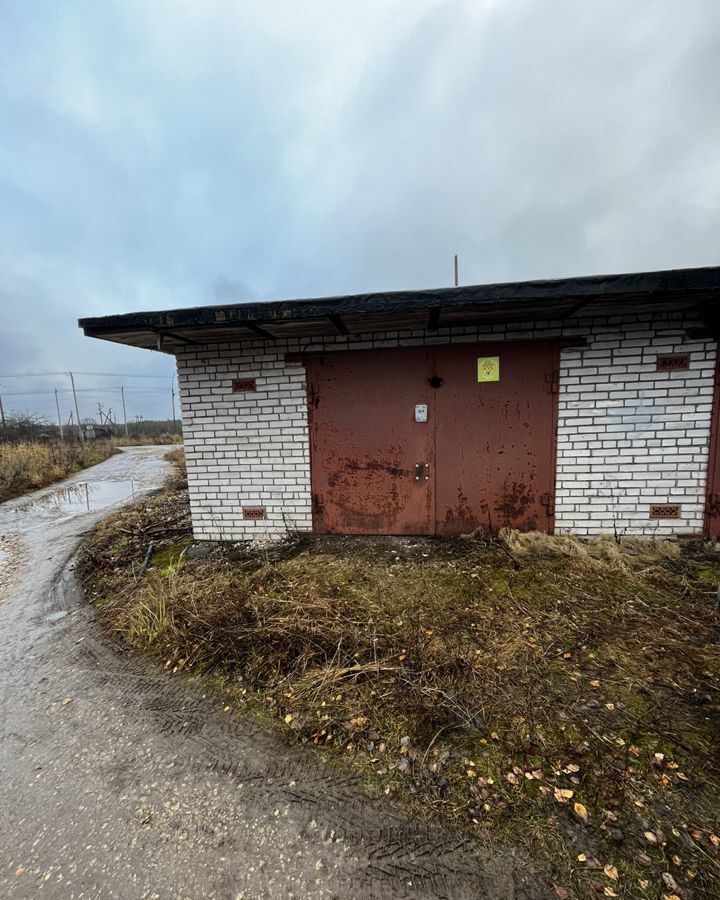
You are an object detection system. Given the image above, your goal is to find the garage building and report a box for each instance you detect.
[80,265,720,540]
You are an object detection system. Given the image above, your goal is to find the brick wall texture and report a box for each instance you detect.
[175,311,715,541]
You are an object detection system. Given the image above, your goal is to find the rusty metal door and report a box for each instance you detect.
[306,348,436,534]
[306,341,558,535]
[434,341,558,534]
[704,347,720,536]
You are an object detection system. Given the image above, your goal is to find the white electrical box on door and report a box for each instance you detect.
[414,404,428,423]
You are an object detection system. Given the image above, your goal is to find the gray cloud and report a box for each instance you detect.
[0,0,719,419]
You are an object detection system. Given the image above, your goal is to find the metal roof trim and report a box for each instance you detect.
[78,265,720,337]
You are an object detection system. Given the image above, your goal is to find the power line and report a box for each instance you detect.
[0,371,173,379]
[0,387,172,396]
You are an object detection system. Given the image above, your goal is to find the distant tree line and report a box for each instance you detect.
[0,413,182,444]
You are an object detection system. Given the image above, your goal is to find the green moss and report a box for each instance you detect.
[151,537,194,575]
[696,562,720,583]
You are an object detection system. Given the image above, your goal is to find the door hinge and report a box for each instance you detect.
[540,492,555,516]
[707,493,720,516]
[414,463,430,481]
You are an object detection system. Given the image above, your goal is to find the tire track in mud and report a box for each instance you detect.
[71,630,544,900]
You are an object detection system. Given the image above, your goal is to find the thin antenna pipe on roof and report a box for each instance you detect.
[453,254,459,287]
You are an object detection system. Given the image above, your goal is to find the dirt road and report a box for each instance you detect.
[0,447,545,899]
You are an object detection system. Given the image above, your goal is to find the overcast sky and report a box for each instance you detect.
[1,0,719,422]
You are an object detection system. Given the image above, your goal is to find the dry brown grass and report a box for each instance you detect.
[0,441,116,502]
[80,492,720,899]
[110,433,182,447]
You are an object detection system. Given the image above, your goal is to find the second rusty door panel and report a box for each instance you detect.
[306,348,435,534]
[434,342,557,534]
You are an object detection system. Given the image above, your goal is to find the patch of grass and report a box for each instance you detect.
[163,447,185,467]
[110,433,182,447]
[0,440,116,502]
[151,537,193,575]
[80,490,720,899]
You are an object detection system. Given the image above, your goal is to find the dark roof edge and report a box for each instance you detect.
[79,264,720,332]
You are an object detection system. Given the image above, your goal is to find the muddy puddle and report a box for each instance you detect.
[18,480,138,518]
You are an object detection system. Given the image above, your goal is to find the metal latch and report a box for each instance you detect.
[540,492,555,516]
[414,463,430,481]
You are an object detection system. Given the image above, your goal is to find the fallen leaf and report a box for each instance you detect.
[62,698,73,705]
[554,788,574,802]
[710,833,720,848]
[284,714,293,724]
[644,831,658,844]
[662,873,679,891]
[574,801,589,824]
[603,889,618,897]
[553,886,569,899]
[603,864,618,881]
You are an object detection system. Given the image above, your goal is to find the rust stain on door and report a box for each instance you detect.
[704,344,720,537]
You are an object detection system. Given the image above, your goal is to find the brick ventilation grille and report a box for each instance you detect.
[656,354,690,372]
[242,507,267,520]
[232,378,257,393]
[649,504,681,519]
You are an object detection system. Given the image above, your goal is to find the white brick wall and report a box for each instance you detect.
[176,310,715,541]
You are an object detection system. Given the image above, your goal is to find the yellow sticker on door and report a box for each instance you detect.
[477,356,500,382]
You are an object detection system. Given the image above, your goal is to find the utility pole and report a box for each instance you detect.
[68,371,84,442]
[453,254,459,287]
[171,379,178,434]
[54,389,64,440]
[0,391,5,429]
[120,386,129,439]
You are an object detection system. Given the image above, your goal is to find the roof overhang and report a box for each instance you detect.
[78,265,720,353]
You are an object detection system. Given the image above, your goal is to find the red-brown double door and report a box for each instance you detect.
[306,342,559,535]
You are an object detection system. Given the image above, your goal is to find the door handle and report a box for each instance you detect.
[415,463,430,481]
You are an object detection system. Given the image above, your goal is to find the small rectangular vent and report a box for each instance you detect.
[650,504,681,519]
[656,354,689,372]
[243,506,267,520]
[232,378,257,393]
